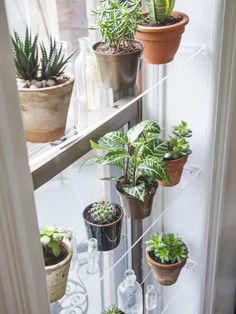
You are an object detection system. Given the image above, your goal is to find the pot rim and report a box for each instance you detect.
[164,155,188,164]
[17,72,74,92]
[83,201,124,227]
[137,11,189,33]
[116,176,158,199]
[92,40,144,57]
[45,239,73,272]
[146,250,187,269]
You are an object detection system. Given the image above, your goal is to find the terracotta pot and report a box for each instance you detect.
[45,240,73,303]
[18,74,74,143]
[93,41,143,90]
[83,202,123,251]
[135,12,189,64]
[158,156,187,187]
[116,181,158,219]
[146,250,186,286]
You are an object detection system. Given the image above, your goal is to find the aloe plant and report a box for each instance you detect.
[91,0,143,51]
[102,305,123,314]
[84,120,170,201]
[146,233,188,264]
[145,0,176,22]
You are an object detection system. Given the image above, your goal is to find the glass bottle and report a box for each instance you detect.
[74,37,102,124]
[87,238,99,274]
[145,285,157,311]
[117,269,143,314]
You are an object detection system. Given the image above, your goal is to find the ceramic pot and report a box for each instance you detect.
[83,202,123,251]
[159,156,187,187]
[116,181,158,219]
[45,240,73,303]
[93,41,143,90]
[135,12,189,64]
[146,250,186,286]
[18,73,74,143]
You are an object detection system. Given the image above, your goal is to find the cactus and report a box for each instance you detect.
[102,305,123,314]
[145,0,176,22]
[90,201,117,224]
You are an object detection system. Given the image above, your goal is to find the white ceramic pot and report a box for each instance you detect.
[45,240,73,303]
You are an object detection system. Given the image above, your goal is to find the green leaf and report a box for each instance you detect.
[144,121,161,134]
[40,235,50,246]
[102,151,130,166]
[138,157,169,181]
[51,243,61,257]
[100,176,120,181]
[127,120,155,143]
[123,182,145,201]
[82,156,104,167]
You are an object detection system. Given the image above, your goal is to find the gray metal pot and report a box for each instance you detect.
[116,181,158,219]
[93,41,143,90]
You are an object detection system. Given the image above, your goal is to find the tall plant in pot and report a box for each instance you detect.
[158,121,192,187]
[11,28,74,143]
[146,233,188,285]
[40,225,72,302]
[83,201,123,251]
[91,0,144,90]
[135,0,189,64]
[84,120,170,219]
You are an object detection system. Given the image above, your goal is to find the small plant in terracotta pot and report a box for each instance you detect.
[158,121,192,187]
[146,233,188,285]
[135,0,189,64]
[91,0,143,90]
[83,201,123,251]
[102,305,125,314]
[11,28,74,143]
[40,225,72,302]
[84,120,170,219]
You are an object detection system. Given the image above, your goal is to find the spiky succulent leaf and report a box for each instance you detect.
[102,305,123,314]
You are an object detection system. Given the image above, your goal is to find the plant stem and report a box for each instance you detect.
[124,145,131,184]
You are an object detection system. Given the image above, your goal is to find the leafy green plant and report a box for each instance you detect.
[40,225,71,258]
[84,120,170,201]
[11,28,39,81]
[102,305,123,314]
[146,233,188,264]
[90,201,117,224]
[11,28,74,83]
[164,121,192,160]
[145,0,176,22]
[91,0,143,51]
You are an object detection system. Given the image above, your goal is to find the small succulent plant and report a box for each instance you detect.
[102,305,123,314]
[146,233,188,264]
[164,121,192,160]
[40,225,71,257]
[11,27,74,87]
[145,0,176,22]
[90,201,117,224]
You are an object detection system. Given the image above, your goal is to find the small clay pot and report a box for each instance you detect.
[93,41,143,90]
[146,250,186,286]
[159,156,187,187]
[45,240,73,303]
[83,202,123,252]
[135,12,189,64]
[18,73,74,143]
[116,181,158,219]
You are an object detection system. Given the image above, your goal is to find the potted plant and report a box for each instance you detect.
[135,0,189,64]
[40,225,73,302]
[146,233,188,285]
[11,28,74,143]
[158,121,192,187]
[91,0,144,90]
[83,201,123,251]
[84,120,170,219]
[102,305,125,314]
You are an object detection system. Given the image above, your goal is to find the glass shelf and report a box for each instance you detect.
[28,43,206,190]
[48,165,201,314]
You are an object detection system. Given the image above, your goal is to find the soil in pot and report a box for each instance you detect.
[116,178,158,219]
[18,73,74,143]
[146,250,186,286]
[43,245,68,267]
[45,240,72,303]
[135,11,189,64]
[83,202,123,252]
[158,156,187,187]
[93,40,143,90]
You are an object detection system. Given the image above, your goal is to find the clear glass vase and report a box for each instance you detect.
[117,269,143,314]
[74,37,102,126]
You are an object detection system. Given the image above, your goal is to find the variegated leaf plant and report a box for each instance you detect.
[145,0,176,22]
